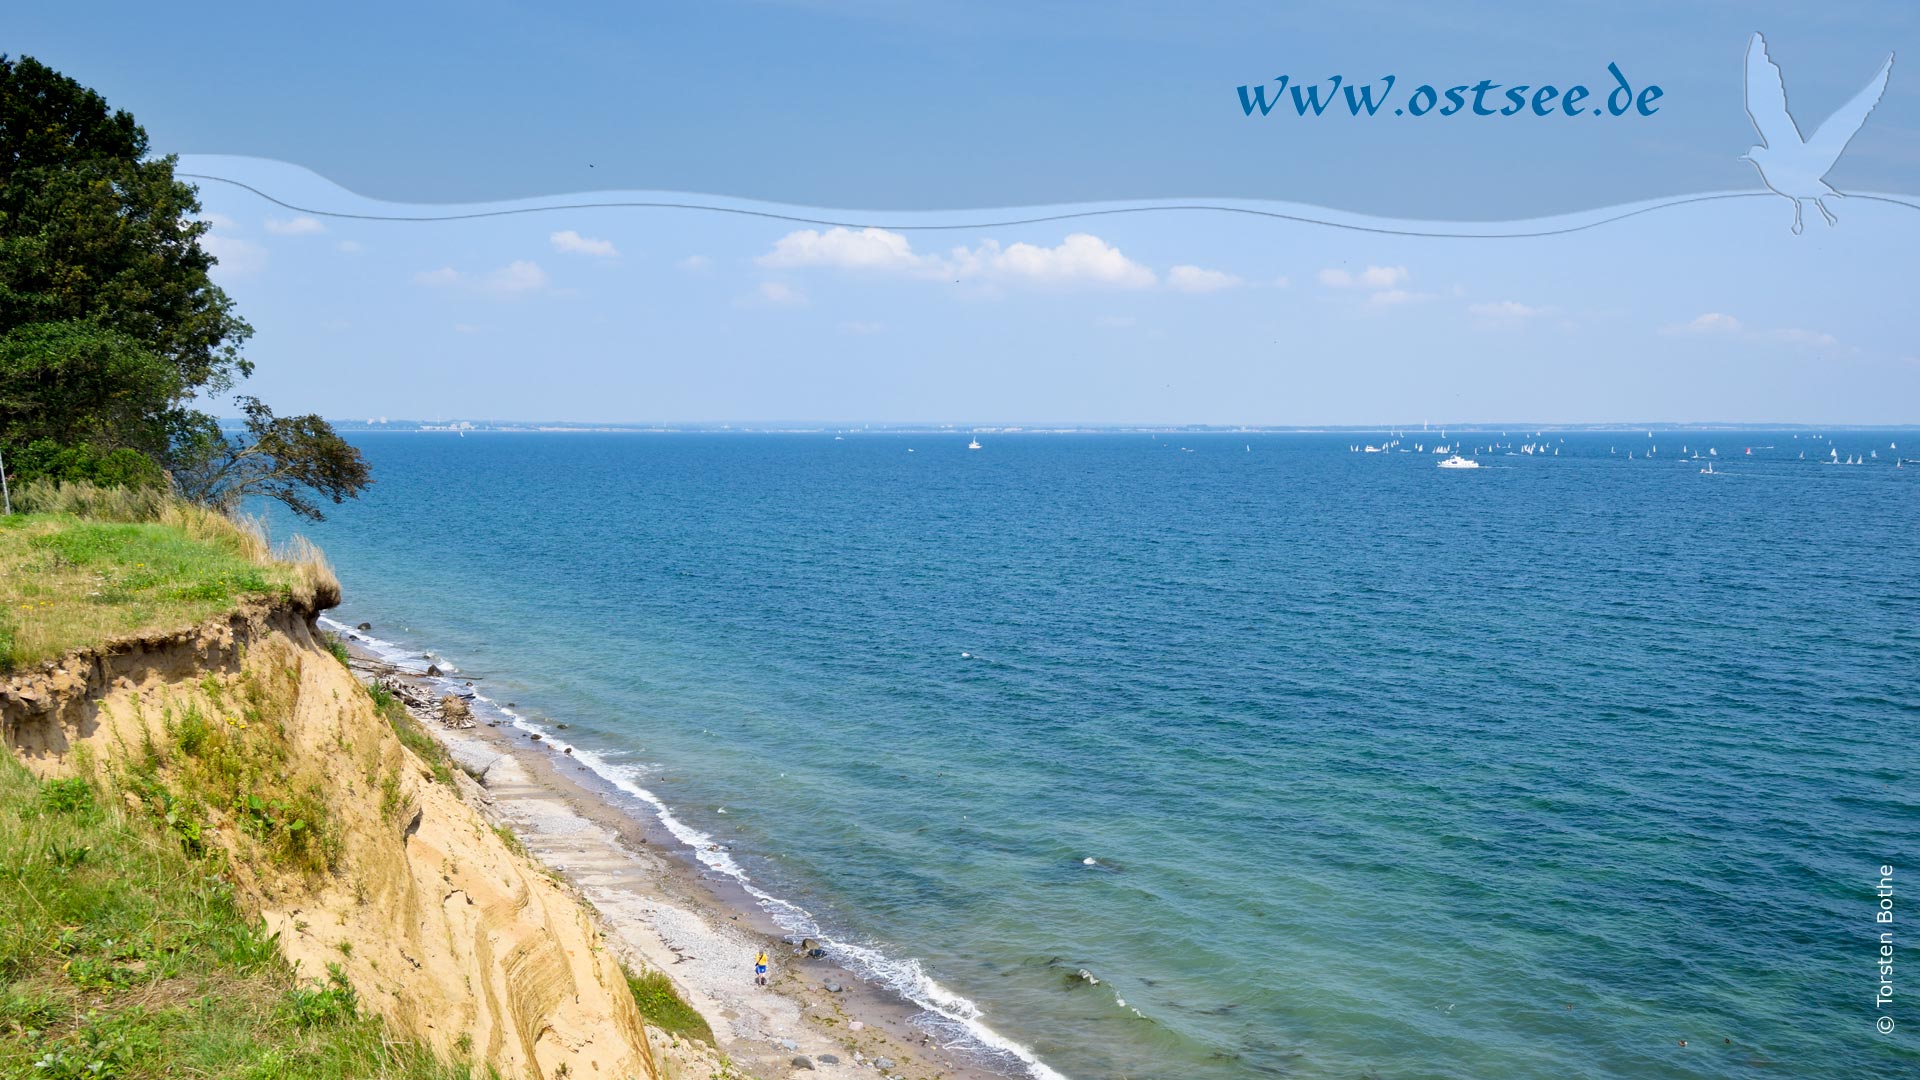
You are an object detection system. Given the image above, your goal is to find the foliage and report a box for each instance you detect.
[0,56,250,399]
[322,631,352,667]
[373,684,458,787]
[114,677,342,877]
[0,320,181,465]
[623,966,715,1046]
[171,397,372,521]
[0,756,468,1079]
[0,55,369,519]
[3,438,167,489]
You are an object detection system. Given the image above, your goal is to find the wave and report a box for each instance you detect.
[318,615,1070,1080]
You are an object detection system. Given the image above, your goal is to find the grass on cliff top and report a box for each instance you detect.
[0,757,470,1080]
[0,482,339,674]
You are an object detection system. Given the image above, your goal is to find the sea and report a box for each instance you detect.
[265,430,1918,1080]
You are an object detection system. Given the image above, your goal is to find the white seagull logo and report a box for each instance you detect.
[1743,32,1894,233]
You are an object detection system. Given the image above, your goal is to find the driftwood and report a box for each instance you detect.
[367,673,476,729]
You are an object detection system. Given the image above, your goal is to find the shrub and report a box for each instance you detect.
[39,776,94,815]
[623,966,714,1045]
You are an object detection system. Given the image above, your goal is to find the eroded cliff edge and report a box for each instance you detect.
[1,599,659,1080]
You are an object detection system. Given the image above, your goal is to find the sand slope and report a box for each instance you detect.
[1,601,660,1080]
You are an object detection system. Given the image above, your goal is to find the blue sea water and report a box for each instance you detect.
[271,431,1918,1080]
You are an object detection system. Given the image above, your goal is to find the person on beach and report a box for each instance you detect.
[754,951,769,987]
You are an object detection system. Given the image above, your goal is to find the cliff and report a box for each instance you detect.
[1,597,659,1080]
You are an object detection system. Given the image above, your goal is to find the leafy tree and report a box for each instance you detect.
[0,55,249,399]
[172,397,372,521]
[0,319,180,453]
[0,54,368,516]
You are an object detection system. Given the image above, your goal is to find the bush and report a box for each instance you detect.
[623,966,714,1045]
[39,776,94,815]
[2,439,167,491]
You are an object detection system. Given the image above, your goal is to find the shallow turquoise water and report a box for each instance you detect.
[275,431,1918,1079]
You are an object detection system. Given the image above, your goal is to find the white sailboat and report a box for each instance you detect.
[968,437,982,450]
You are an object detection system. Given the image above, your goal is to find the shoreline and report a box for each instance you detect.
[329,617,1055,1080]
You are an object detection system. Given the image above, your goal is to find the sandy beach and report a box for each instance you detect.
[343,645,1026,1080]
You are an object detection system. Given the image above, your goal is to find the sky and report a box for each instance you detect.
[186,156,1920,426]
[10,3,1919,424]
[9,1,1919,216]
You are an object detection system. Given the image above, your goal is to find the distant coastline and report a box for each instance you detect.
[227,419,1920,435]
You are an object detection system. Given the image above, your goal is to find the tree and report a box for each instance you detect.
[0,55,368,517]
[0,319,181,453]
[0,55,250,399]
[172,397,371,521]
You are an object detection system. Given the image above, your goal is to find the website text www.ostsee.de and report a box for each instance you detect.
[1236,62,1662,119]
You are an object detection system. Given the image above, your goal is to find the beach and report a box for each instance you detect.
[339,630,1035,1080]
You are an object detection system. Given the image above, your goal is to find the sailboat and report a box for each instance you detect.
[967,437,982,450]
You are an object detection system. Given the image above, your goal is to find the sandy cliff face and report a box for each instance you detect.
[1,602,658,1080]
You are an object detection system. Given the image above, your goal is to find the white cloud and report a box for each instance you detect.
[265,215,325,236]
[754,281,807,306]
[759,227,923,272]
[1662,312,1838,350]
[977,234,1156,288]
[678,255,713,273]
[1167,265,1243,293]
[1468,300,1547,319]
[197,216,267,277]
[336,240,364,254]
[454,323,482,334]
[840,320,885,335]
[550,230,619,257]
[1271,275,1292,289]
[484,261,549,294]
[413,260,550,297]
[1672,312,1744,334]
[756,227,1157,289]
[1768,327,1837,347]
[1320,265,1408,289]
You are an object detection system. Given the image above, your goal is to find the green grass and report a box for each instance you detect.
[321,632,352,668]
[0,512,294,673]
[0,757,468,1079]
[368,682,456,787]
[622,966,714,1046]
[0,482,340,674]
[114,670,340,877]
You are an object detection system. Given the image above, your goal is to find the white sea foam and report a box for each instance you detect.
[317,615,1070,1080]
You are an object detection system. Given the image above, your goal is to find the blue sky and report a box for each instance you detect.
[12,4,1917,423]
[11,1,1919,216]
[188,156,1919,425]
